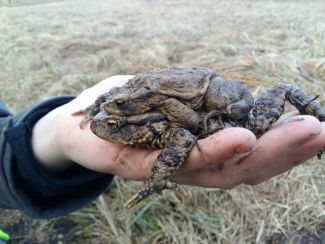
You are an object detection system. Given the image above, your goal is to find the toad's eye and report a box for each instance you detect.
[114,99,125,105]
[107,119,118,130]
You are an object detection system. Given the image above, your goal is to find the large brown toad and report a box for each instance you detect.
[88,80,325,208]
[74,67,255,132]
[90,111,220,209]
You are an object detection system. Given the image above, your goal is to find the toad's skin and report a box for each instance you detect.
[91,111,196,209]
[89,83,325,208]
[72,86,128,125]
[75,67,255,132]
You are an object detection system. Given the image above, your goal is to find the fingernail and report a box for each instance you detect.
[282,116,305,124]
[281,116,321,138]
[309,132,321,137]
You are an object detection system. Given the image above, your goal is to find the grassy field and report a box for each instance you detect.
[0,0,324,243]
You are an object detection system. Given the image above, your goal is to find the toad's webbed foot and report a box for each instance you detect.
[72,93,110,128]
[72,103,100,128]
[123,180,188,209]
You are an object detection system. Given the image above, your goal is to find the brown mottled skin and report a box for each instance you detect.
[74,67,325,208]
[90,111,197,208]
[76,67,255,132]
[90,89,325,208]
[72,86,128,125]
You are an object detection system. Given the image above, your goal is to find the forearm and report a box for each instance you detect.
[0,97,114,218]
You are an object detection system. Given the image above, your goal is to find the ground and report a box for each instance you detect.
[0,0,324,243]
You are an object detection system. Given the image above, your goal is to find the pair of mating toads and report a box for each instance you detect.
[73,67,325,209]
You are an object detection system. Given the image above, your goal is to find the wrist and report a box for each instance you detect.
[31,106,73,172]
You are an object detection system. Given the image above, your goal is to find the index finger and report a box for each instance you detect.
[180,127,256,172]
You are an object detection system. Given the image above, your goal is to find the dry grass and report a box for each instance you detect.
[0,0,324,243]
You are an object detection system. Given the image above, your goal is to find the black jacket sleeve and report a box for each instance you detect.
[0,97,114,219]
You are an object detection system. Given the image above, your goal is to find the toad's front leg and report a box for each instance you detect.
[72,92,110,128]
[72,103,100,128]
[124,128,196,209]
[161,98,200,133]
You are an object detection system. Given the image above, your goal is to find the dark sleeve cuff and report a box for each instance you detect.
[0,97,114,218]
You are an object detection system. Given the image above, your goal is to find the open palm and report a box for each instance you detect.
[56,76,325,189]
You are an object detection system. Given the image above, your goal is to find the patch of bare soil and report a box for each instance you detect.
[264,224,325,244]
[0,210,80,243]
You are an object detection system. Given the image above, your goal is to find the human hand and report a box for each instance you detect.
[174,113,325,188]
[31,75,133,171]
[32,76,325,190]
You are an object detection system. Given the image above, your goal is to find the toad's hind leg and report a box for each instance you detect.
[279,83,325,121]
[243,84,325,136]
[124,128,196,209]
[243,87,286,135]
[123,180,188,209]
